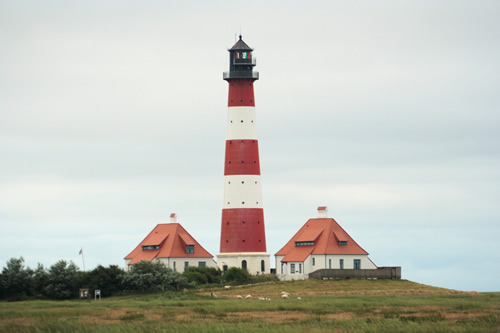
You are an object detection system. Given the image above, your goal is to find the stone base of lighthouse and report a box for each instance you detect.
[217,252,270,275]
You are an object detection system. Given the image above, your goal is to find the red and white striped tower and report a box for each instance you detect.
[217,36,270,274]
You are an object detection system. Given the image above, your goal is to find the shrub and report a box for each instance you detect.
[81,265,125,297]
[222,267,250,284]
[121,260,192,292]
[183,266,222,285]
[44,260,80,300]
[0,257,33,299]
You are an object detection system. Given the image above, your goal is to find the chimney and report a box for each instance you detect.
[170,213,177,223]
[317,206,328,218]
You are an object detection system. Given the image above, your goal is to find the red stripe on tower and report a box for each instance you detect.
[217,35,270,274]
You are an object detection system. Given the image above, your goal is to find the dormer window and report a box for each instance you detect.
[142,245,160,250]
[338,241,347,246]
[295,241,314,246]
[186,245,194,254]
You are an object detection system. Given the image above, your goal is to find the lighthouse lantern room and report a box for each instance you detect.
[217,36,270,275]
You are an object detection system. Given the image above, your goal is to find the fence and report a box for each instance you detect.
[309,267,401,280]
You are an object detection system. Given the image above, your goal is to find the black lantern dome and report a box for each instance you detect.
[223,35,259,80]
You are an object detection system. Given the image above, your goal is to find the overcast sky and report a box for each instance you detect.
[1,1,499,292]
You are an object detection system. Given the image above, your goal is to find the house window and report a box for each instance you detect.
[354,259,361,269]
[198,262,206,267]
[339,259,344,269]
[280,263,283,274]
[223,265,228,272]
[299,264,302,274]
[312,258,315,266]
[142,245,160,250]
[338,241,347,246]
[328,259,331,269]
[290,263,295,274]
[295,241,314,246]
[184,261,189,268]
[173,262,176,272]
[186,245,194,254]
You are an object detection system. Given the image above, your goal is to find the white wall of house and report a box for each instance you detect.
[157,257,217,273]
[126,257,216,273]
[275,254,377,281]
[217,252,270,275]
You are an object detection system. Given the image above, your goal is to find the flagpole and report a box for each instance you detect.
[79,248,86,272]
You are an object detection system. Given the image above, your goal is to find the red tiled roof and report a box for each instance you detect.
[296,229,323,242]
[275,218,369,262]
[125,223,213,265]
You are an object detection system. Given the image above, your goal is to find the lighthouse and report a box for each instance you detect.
[217,36,270,274]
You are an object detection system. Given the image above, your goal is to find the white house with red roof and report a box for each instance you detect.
[124,214,217,272]
[275,206,377,281]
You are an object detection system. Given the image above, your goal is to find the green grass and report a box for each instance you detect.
[0,280,498,332]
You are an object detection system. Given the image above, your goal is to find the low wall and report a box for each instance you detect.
[309,267,401,280]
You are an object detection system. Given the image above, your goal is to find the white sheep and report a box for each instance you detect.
[237,295,243,299]
[258,297,266,301]
[224,285,231,290]
[245,294,252,299]
[281,294,289,299]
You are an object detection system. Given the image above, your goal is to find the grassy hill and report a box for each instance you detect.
[0,279,498,332]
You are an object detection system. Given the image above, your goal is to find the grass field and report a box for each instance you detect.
[0,280,498,332]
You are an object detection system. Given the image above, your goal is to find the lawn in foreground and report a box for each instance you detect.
[0,280,499,332]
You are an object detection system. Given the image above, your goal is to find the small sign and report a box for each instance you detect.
[95,289,101,301]
[80,289,89,299]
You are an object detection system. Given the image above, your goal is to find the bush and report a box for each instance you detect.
[222,267,250,284]
[121,260,193,292]
[183,271,208,285]
[0,257,33,299]
[31,263,49,298]
[183,266,222,285]
[44,260,80,300]
[81,265,125,297]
